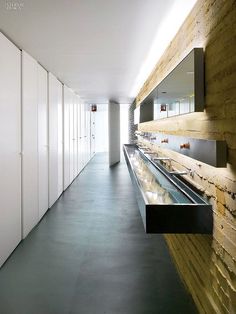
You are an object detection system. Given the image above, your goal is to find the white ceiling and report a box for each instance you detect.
[0,0,194,104]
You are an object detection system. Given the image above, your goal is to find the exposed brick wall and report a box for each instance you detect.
[128,101,137,144]
[135,0,236,313]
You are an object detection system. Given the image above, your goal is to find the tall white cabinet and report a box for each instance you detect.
[64,86,84,189]
[80,104,85,167]
[22,51,39,238]
[77,101,83,173]
[0,32,96,268]
[63,86,71,190]
[0,33,21,267]
[69,94,74,183]
[73,97,78,179]
[38,64,49,220]
[85,105,91,163]
[48,73,63,207]
[58,84,63,197]
[63,86,94,188]
[91,111,96,158]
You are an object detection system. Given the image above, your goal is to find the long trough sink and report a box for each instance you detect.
[123,144,213,234]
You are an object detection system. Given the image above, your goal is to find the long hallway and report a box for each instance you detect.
[0,154,197,314]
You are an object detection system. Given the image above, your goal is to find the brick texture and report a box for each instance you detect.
[135,0,236,313]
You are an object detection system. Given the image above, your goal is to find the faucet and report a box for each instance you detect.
[153,157,171,161]
[138,146,148,150]
[143,151,157,155]
[169,170,194,177]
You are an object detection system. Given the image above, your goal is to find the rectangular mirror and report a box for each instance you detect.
[137,48,204,122]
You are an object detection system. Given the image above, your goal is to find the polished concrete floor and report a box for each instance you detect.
[0,153,197,314]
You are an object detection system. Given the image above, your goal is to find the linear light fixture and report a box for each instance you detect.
[130,0,198,98]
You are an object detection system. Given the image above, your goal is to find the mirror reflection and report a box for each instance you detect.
[138,48,204,122]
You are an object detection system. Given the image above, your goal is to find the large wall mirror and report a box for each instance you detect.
[135,48,204,124]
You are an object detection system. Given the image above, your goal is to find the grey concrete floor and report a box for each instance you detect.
[0,153,197,314]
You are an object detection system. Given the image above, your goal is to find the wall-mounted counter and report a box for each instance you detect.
[123,144,213,234]
[136,132,227,167]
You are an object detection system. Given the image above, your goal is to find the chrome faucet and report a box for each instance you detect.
[153,157,171,161]
[169,170,194,177]
[143,151,157,155]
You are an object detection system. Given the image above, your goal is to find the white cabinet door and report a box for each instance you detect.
[77,102,82,173]
[49,73,62,207]
[22,51,39,238]
[63,86,71,190]
[73,98,78,178]
[91,111,96,157]
[85,105,91,163]
[80,104,85,167]
[38,64,48,220]
[58,84,63,196]
[84,105,88,164]
[69,93,74,183]
[0,33,21,267]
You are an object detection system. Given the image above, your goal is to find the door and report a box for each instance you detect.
[0,32,21,266]
[73,97,78,178]
[69,91,74,183]
[91,111,96,157]
[38,64,49,220]
[22,51,39,238]
[49,73,62,207]
[77,102,82,173]
[58,84,63,196]
[63,86,71,190]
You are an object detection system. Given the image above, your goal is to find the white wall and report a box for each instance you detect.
[0,33,21,266]
[95,104,108,152]
[108,101,120,166]
[21,51,39,238]
[120,104,129,160]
